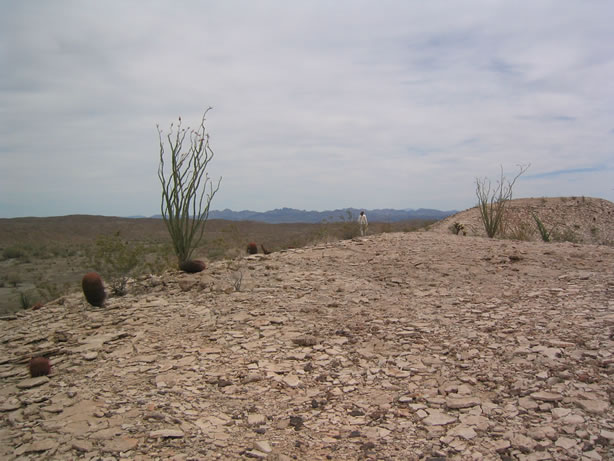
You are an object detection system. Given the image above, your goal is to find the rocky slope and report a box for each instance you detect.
[430,197,614,246]
[1,229,613,460]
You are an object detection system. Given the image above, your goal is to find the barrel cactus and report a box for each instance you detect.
[29,357,51,377]
[82,272,106,307]
[179,259,206,273]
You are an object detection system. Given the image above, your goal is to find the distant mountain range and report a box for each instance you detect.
[150,207,457,224]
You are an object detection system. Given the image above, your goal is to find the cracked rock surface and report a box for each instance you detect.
[1,231,613,460]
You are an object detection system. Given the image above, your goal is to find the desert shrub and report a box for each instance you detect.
[312,218,333,244]
[88,233,146,296]
[339,210,360,240]
[2,246,25,260]
[31,245,53,259]
[552,227,581,244]
[532,213,552,242]
[402,220,435,232]
[51,246,71,257]
[19,292,31,309]
[503,220,533,241]
[449,222,466,236]
[475,164,529,238]
[38,281,72,301]
[207,247,226,260]
[16,287,42,309]
[204,237,228,260]
[143,243,175,274]
[7,273,22,287]
[157,108,221,268]
[380,222,393,233]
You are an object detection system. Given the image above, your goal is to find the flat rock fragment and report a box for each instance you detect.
[423,410,456,426]
[16,376,49,389]
[575,399,609,415]
[14,439,59,455]
[149,429,185,438]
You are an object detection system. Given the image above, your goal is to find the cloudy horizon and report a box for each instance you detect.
[1,1,613,219]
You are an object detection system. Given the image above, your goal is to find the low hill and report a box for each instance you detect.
[428,196,614,246]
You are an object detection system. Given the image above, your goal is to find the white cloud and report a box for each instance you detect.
[1,0,613,217]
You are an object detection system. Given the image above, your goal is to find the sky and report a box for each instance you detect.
[1,1,613,218]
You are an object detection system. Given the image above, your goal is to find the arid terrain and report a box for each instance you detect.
[0,197,613,460]
[0,215,427,315]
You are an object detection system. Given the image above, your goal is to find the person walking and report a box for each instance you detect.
[358,211,368,236]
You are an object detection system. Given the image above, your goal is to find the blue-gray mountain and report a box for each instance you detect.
[200,207,457,224]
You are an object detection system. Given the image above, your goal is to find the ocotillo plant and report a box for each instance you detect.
[157,108,221,268]
[475,164,529,238]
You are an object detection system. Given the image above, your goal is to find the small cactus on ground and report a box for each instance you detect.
[450,222,467,236]
[29,357,51,377]
[247,243,258,254]
[179,259,206,273]
[82,272,106,307]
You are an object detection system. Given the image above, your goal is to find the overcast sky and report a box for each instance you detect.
[1,1,613,218]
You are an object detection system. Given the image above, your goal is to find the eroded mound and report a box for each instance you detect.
[430,197,614,246]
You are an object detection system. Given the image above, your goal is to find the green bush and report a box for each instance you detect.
[3,246,25,260]
[88,232,146,296]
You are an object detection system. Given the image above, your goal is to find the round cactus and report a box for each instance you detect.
[82,272,106,307]
[29,357,51,377]
[179,259,206,273]
[247,242,258,254]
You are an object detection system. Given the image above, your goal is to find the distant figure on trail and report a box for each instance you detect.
[358,211,368,236]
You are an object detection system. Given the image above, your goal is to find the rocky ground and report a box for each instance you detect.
[1,229,613,460]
